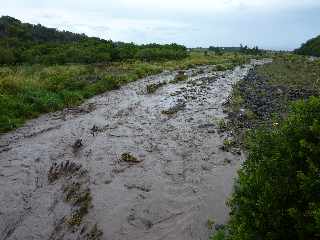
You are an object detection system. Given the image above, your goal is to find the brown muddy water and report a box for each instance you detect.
[0,59,270,240]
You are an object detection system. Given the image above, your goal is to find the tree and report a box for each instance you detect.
[0,47,15,64]
[0,16,188,65]
[295,35,320,57]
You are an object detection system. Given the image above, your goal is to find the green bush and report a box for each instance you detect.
[211,229,227,240]
[216,97,320,240]
[0,16,188,65]
[295,35,320,57]
[0,49,251,133]
[0,47,16,64]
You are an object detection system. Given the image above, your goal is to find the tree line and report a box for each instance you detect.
[208,44,264,55]
[295,34,320,57]
[0,16,188,65]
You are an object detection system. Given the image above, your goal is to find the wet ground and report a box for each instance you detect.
[0,60,269,240]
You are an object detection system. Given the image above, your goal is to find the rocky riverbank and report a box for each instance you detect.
[224,60,319,145]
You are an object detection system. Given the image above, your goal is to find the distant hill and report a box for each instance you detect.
[0,16,86,44]
[0,16,187,64]
[295,35,320,57]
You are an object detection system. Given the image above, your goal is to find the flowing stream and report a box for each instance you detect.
[0,59,269,240]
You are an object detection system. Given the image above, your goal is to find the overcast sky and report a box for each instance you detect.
[1,0,320,50]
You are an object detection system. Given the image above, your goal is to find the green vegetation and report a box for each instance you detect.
[257,54,320,92]
[214,64,230,71]
[211,229,226,240]
[161,102,186,115]
[208,45,265,56]
[227,87,245,113]
[146,82,166,94]
[0,51,251,133]
[207,218,216,230]
[0,16,187,65]
[171,71,187,83]
[239,44,265,55]
[212,54,320,239]
[216,97,320,240]
[121,152,141,163]
[295,34,320,57]
[48,161,94,230]
[215,118,228,132]
[0,62,162,133]
[208,46,224,55]
[0,16,256,134]
[222,139,236,151]
[65,188,92,227]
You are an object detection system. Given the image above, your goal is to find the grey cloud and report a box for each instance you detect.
[0,0,319,50]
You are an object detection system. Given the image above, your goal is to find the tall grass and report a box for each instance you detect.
[0,53,251,133]
[257,54,320,91]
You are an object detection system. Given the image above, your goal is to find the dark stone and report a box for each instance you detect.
[215,224,225,230]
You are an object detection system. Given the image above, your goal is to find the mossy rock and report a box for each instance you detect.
[146,82,166,94]
[171,71,188,83]
[121,153,141,163]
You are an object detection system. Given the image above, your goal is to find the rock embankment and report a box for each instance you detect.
[238,69,318,120]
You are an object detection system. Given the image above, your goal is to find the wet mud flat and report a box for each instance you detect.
[0,60,269,240]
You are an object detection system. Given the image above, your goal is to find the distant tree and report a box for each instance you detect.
[0,16,188,65]
[209,46,223,55]
[240,44,263,55]
[0,47,15,64]
[295,35,320,57]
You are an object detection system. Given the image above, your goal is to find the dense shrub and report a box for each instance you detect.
[295,35,320,57]
[239,44,265,55]
[214,97,320,239]
[0,61,165,133]
[0,47,16,64]
[0,16,188,65]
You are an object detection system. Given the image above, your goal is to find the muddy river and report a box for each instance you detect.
[0,59,269,240]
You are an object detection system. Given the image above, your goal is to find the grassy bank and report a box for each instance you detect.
[224,54,320,143]
[257,54,320,91]
[211,54,320,239]
[0,52,251,133]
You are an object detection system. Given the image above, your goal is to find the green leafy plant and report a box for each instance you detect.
[121,152,141,163]
[295,34,320,57]
[217,97,320,239]
[171,71,188,83]
[210,229,227,240]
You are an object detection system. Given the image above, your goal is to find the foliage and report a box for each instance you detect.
[0,62,161,133]
[210,229,227,240]
[146,82,166,94]
[209,46,224,55]
[295,35,320,57]
[214,97,320,240]
[208,45,265,55]
[207,218,216,230]
[240,44,265,55]
[257,54,320,92]
[0,16,255,134]
[171,71,187,83]
[121,153,140,163]
[0,51,251,133]
[0,16,188,65]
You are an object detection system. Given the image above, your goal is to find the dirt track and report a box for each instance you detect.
[0,60,269,240]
